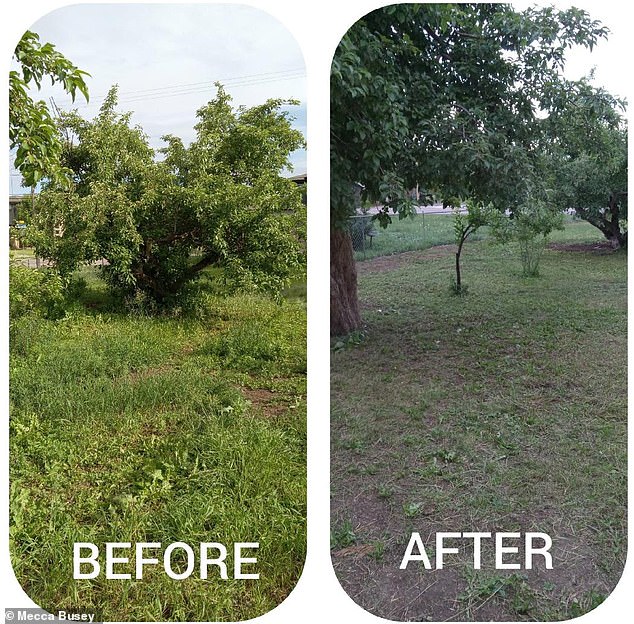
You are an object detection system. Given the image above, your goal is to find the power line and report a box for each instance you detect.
[126,68,304,99]
[117,73,305,106]
[53,67,305,109]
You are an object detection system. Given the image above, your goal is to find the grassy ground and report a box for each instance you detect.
[354,212,603,262]
[331,219,626,621]
[354,212,486,261]
[10,270,306,621]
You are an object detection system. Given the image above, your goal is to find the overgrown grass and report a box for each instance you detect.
[332,219,626,621]
[10,276,306,621]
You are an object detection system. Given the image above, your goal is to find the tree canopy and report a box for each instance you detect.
[33,85,306,303]
[541,79,627,247]
[10,30,90,187]
[330,2,614,335]
[331,3,609,222]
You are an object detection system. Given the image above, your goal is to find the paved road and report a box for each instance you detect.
[366,203,466,215]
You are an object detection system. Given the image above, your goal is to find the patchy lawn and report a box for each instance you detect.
[331,220,626,621]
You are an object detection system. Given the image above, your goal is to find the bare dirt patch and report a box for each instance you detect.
[333,554,465,621]
[547,241,617,255]
[357,244,455,274]
[241,387,288,418]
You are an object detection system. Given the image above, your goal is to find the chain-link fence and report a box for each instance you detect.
[347,214,377,258]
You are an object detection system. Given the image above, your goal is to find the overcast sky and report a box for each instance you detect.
[512,0,632,102]
[9,3,306,193]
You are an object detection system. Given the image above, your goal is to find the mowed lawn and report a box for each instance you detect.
[10,277,306,621]
[331,218,626,621]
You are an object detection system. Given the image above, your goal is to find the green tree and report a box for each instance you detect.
[330,3,608,335]
[542,79,627,248]
[10,30,90,187]
[33,85,306,302]
[451,201,498,294]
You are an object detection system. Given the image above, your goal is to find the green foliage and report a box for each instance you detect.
[33,85,306,303]
[453,202,496,246]
[9,261,66,321]
[330,3,609,225]
[10,30,89,186]
[331,520,357,549]
[492,201,565,276]
[403,501,424,518]
[452,201,497,293]
[542,79,627,247]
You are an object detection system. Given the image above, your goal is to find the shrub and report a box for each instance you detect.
[32,86,306,304]
[492,201,564,277]
[9,262,66,320]
[517,236,545,277]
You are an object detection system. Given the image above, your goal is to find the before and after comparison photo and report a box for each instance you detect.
[2,1,630,623]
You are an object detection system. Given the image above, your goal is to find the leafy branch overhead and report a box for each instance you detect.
[10,30,90,187]
[330,3,610,223]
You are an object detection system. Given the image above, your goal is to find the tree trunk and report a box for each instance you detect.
[607,194,627,249]
[455,251,461,290]
[455,229,469,291]
[31,186,41,269]
[330,227,362,336]
[578,198,627,249]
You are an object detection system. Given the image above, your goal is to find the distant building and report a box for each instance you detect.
[9,194,31,226]
[287,172,307,186]
[287,172,307,205]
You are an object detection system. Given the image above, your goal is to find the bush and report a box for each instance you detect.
[9,262,66,320]
[517,237,546,277]
[32,86,306,304]
[491,201,564,277]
